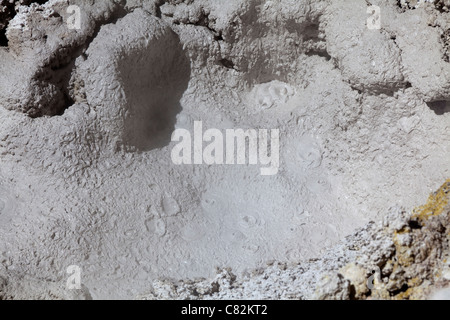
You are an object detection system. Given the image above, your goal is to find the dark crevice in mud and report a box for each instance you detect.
[348,284,358,300]
[409,219,423,230]
[351,85,415,98]
[0,28,8,46]
[0,0,16,47]
[0,0,49,47]
[219,58,236,69]
[427,100,450,115]
[154,0,165,18]
[347,82,398,98]
[302,21,322,41]
[390,283,409,296]
[305,50,331,61]
[214,33,223,41]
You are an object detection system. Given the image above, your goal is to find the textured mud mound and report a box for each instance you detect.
[76,9,191,151]
[0,0,449,299]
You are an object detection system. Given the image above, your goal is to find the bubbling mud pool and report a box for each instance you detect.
[0,0,449,299]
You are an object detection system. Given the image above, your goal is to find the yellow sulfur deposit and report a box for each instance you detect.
[412,179,450,222]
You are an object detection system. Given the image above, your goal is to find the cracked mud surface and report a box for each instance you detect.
[0,0,449,299]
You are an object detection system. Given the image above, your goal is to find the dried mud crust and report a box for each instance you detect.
[137,180,450,300]
[1,180,448,300]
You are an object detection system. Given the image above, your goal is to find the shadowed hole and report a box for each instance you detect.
[118,32,191,151]
[427,100,450,115]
